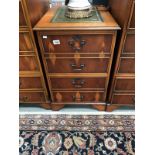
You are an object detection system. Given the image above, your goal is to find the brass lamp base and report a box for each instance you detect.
[65,8,93,19]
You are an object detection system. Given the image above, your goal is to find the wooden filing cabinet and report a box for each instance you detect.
[34,7,120,110]
[19,0,50,107]
[107,0,135,111]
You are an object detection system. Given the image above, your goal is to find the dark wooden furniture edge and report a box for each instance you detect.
[106,103,134,112]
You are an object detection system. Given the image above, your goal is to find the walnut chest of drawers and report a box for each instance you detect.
[19,0,50,107]
[34,7,120,111]
[107,0,135,111]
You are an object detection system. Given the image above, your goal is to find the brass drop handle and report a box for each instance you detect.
[70,64,85,71]
[72,95,84,102]
[19,96,29,102]
[74,85,82,88]
[68,35,86,51]
[80,40,86,47]
[72,79,85,88]
[68,40,80,51]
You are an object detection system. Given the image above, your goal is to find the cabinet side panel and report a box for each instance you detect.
[25,0,49,27]
[109,0,132,28]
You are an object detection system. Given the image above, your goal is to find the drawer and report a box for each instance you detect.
[111,94,135,105]
[19,32,34,51]
[122,33,135,54]
[49,77,106,90]
[19,55,40,71]
[118,57,135,74]
[19,91,46,103]
[19,77,43,89]
[42,34,113,53]
[46,57,110,73]
[114,78,135,92]
[19,1,27,27]
[52,91,105,103]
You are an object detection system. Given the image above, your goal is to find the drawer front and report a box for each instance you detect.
[52,91,105,103]
[19,32,34,51]
[123,34,135,54]
[19,91,46,103]
[19,77,43,89]
[118,58,135,73]
[19,56,40,71]
[42,34,113,53]
[114,78,135,92]
[111,94,135,105]
[19,1,27,27]
[50,77,106,90]
[46,57,109,73]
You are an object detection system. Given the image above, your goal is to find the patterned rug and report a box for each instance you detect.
[19,115,135,155]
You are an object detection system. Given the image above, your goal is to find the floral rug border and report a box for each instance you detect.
[19,114,135,132]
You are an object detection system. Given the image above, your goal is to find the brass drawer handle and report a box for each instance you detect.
[70,64,85,71]
[72,78,85,88]
[74,85,82,88]
[68,35,86,51]
[19,96,29,102]
[72,95,84,102]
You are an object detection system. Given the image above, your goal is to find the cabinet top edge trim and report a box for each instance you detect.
[34,8,121,31]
